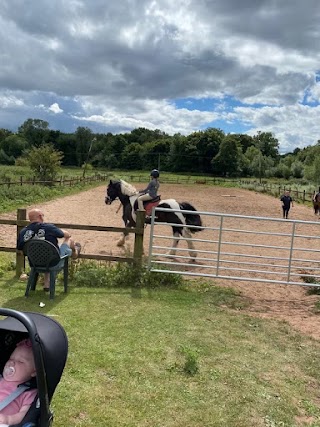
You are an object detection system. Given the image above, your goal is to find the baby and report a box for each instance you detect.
[0,339,37,426]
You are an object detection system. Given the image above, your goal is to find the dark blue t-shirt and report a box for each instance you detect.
[280,195,293,209]
[17,222,64,250]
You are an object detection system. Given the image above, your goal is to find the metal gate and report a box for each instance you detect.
[147,207,320,287]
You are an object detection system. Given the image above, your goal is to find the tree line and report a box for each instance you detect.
[0,118,319,182]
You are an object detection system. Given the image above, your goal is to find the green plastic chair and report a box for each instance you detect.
[23,239,69,300]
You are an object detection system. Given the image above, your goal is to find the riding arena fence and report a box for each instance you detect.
[1,209,146,277]
[0,173,109,188]
[147,207,320,287]
[2,207,320,289]
[122,174,316,205]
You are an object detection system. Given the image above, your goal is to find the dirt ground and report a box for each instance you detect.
[2,183,320,340]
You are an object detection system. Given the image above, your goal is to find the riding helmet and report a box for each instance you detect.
[150,169,160,178]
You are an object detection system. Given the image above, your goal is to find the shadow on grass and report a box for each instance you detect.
[0,276,69,314]
[69,283,141,298]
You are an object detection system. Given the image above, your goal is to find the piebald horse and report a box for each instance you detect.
[105,179,203,260]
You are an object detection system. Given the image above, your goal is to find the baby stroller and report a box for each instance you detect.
[0,308,68,427]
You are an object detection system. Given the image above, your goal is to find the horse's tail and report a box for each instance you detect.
[179,202,203,233]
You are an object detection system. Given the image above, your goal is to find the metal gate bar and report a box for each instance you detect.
[147,208,320,287]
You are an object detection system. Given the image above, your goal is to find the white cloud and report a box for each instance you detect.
[72,98,218,135]
[48,103,63,114]
[306,81,320,103]
[234,104,320,151]
[0,0,319,152]
[0,95,24,108]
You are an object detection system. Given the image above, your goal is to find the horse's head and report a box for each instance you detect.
[105,180,120,205]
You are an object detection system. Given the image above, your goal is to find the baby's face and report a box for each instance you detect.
[3,345,36,383]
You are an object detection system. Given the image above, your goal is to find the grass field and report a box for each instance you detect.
[0,261,320,427]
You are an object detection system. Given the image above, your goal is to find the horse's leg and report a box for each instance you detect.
[117,232,126,247]
[117,210,133,247]
[167,231,180,258]
[117,228,130,247]
[182,228,197,262]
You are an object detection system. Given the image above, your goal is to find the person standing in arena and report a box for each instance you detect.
[280,190,293,219]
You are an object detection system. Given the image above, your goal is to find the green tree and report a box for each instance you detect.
[126,128,167,145]
[0,149,14,165]
[245,146,275,180]
[102,153,120,169]
[189,128,224,174]
[75,127,93,167]
[18,118,50,147]
[140,139,171,170]
[97,134,128,169]
[253,131,279,159]
[0,134,28,159]
[120,143,143,170]
[0,128,13,143]
[25,144,63,183]
[235,134,255,153]
[167,134,198,172]
[291,161,304,179]
[55,133,77,166]
[211,136,241,176]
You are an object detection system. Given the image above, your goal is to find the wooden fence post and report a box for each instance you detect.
[132,210,145,298]
[16,209,27,277]
[133,210,145,266]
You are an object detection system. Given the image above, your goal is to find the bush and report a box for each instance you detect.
[72,261,183,289]
[25,144,63,183]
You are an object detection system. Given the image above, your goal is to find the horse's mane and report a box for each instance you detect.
[120,180,138,196]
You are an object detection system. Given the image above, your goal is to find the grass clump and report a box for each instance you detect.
[181,346,200,376]
[0,254,17,278]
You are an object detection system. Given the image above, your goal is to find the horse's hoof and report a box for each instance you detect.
[117,241,125,247]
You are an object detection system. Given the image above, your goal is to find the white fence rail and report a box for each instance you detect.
[147,207,320,287]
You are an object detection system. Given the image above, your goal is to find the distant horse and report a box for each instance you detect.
[105,179,203,260]
[313,190,320,216]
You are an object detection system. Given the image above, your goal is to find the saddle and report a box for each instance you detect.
[135,196,161,216]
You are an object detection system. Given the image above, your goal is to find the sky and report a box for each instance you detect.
[0,0,319,154]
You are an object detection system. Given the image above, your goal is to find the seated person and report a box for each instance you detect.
[17,208,81,290]
[0,339,37,427]
[137,169,160,216]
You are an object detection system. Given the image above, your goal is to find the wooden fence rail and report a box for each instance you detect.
[0,172,315,205]
[125,175,317,204]
[0,173,109,188]
[0,209,145,277]
[237,182,316,204]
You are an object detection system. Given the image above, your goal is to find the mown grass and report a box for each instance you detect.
[0,257,320,427]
